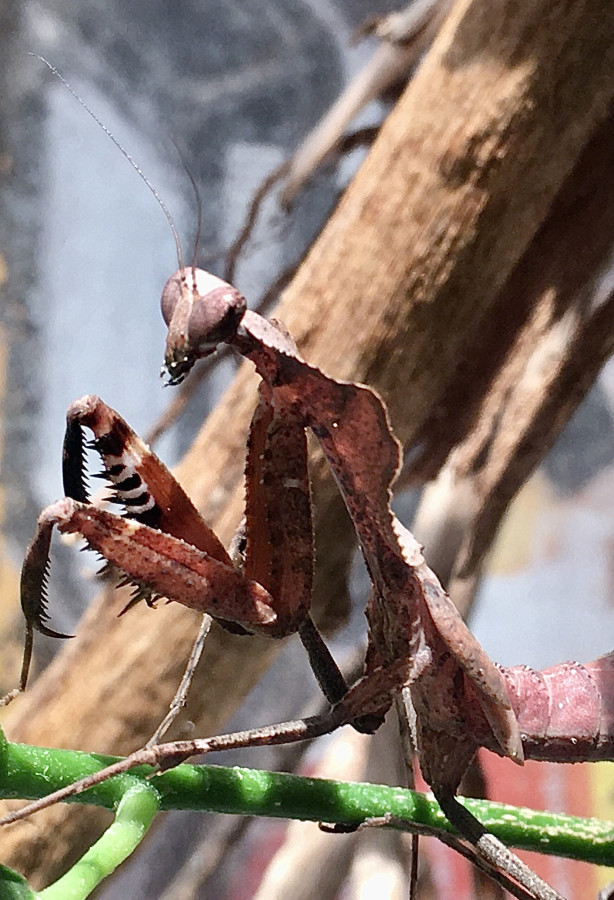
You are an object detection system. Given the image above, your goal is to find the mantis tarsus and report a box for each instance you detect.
[6,261,614,900]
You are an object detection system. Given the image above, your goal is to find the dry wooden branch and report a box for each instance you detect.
[3,0,614,885]
[412,99,614,610]
[281,0,453,207]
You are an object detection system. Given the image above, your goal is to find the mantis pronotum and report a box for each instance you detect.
[4,59,613,900]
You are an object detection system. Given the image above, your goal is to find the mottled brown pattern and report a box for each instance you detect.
[244,385,313,634]
[31,499,277,631]
[230,301,523,794]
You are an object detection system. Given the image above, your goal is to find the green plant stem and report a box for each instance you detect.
[1,736,613,868]
[0,862,35,899]
[38,781,159,900]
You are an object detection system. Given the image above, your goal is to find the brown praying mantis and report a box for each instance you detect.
[5,260,614,900]
[4,58,614,900]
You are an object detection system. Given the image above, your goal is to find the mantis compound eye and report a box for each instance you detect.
[161,268,247,384]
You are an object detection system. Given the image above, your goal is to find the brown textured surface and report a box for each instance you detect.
[410,101,614,615]
[3,0,614,884]
[500,652,614,762]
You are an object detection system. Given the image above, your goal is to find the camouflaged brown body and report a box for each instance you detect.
[243,383,314,637]
[48,499,278,630]
[497,652,614,763]
[233,308,523,793]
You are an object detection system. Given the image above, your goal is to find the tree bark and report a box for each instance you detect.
[3,0,614,884]
[412,101,614,605]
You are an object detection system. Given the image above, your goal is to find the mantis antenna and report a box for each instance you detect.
[187,167,203,282]
[168,138,204,282]
[32,54,186,273]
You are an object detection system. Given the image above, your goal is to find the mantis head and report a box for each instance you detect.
[161,267,247,385]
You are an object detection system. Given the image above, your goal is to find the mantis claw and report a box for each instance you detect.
[19,504,75,689]
[62,416,89,503]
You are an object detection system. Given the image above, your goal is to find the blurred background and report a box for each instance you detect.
[1,1,614,897]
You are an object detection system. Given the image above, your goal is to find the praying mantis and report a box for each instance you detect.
[6,259,614,900]
[4,54,614,900]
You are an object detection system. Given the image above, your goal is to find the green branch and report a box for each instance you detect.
[1,731,613,872]
[38,781,159,900]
